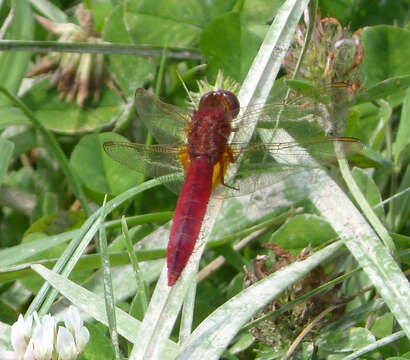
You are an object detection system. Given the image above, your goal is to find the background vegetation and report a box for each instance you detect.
[0,0,409,359]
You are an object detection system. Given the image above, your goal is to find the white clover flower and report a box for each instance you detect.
[23,340,35,360]
[74,325,90,354]
[6,306,89,360]
[11,314,33,357]
[63,306,90,354]
[57,327,77,360]
[31,314,55,360]
[0,349,15,360]
[64,306,81,335]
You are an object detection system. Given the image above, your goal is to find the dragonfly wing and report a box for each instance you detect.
[234,81,360,135]
[103,141,185,194]
[237,104,331,145]
[231,136,361,165]
[225,162,318,200]
[135,89,191,145]
[225,136,362,197]
[239,136,363,164]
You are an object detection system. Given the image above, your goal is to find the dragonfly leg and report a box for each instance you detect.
[221,176,239,191]
[218,153,239,191]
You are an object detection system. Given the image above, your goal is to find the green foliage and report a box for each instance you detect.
[71,133,143,195]
[0,0,409,359]
[200,12,261,82]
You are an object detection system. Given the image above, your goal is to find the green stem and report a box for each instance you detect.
[0,40,202,60]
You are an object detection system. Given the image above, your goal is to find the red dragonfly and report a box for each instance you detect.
[104,88,361,286]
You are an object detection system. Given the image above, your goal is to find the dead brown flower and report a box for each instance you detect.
[26,5,120,107]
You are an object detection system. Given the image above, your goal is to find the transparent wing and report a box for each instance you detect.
[103,141,185,193]
[234,100,324,141]
[134,89,191,145]
[223,136,363,197]
[233,136,362,163]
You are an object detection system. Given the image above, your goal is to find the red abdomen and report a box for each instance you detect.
[167,156,213,286]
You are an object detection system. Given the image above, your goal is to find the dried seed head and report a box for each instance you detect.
[27,7,120,108]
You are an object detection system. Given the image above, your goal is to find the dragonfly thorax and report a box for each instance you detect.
[188,107,233,165]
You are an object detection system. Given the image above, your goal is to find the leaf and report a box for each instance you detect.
[371,313,394,339]
[102,4,156,98]
[361,26,410,88]
[21,80,125,134]
[70,133,143,195]
[123,0,209,47]
[319,327,376,353]
[318,0,356,24]
[4,127,37,157]
[81,323,115,360]
[26,177,165,315]
[355,75,410,105]
[0,107,30,129]
[349,102,382,145]
[90,2,113,33]
[0,230,76,268]
[24,211,85,238]
[242,0,284,25]
[350,0,408,30]
[200,12,262,82]
[0,138,14,185]
[270,214,337,251]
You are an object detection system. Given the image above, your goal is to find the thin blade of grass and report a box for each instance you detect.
[0,138,14,184]
[122,217,148,317]
[99,197,121,360]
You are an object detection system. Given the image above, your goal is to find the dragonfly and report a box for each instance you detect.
[103,87,362,286]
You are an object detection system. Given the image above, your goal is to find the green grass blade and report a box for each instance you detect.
[0,138,14,184]
[99,198,121,360]
[122,217,148,316]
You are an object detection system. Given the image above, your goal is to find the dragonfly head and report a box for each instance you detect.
[198,90,240,119]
